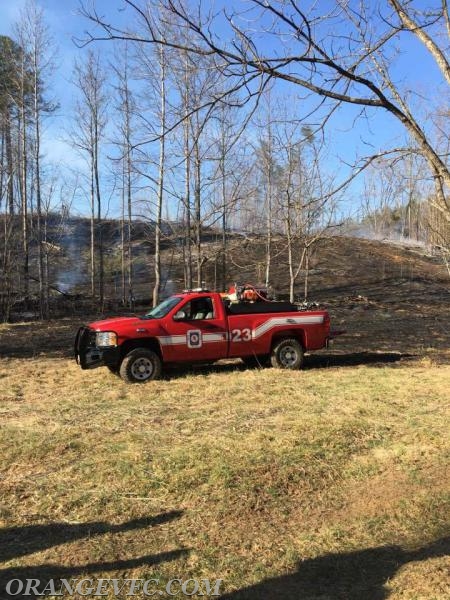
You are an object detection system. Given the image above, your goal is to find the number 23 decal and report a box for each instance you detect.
[231,328,252,342]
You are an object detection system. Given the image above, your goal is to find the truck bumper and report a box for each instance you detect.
[74,327,120,370]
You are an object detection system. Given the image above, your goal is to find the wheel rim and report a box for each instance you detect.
[279,345,298,367]
[130,357,154,380]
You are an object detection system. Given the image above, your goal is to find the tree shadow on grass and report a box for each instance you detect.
[0,512,183,563]
[221,535,450,600]
[0,512,187,599]
[0,550,188,598]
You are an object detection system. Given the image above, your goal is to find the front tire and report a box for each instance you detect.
[119,348,162,383]
[270,338,304,370]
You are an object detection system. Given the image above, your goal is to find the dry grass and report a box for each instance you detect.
[0,329,449,598]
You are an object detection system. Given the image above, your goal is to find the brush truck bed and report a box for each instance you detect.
[74,291,341,383]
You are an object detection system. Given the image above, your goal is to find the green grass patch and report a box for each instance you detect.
[0,356,448,598]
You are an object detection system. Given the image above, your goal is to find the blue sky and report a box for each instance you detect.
[1,0,86,198]
[0,1,121,169]
[0,0,134,216]
[0,0,446,218]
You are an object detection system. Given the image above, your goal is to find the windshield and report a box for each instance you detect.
[142,296,182,319]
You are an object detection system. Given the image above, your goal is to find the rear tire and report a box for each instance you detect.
[270,338,304,370]
[119,348,162,383]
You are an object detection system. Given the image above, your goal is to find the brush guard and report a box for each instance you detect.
[74,326,120,370]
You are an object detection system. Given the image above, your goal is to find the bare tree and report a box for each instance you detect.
[361,160,403,238]
[0,37,19,219]
[252,90,277,288]
[14,26,31,300]
[0,36,26,315]
[209,100,250,290]
[170,47,194,288]
[181,50,192,288]
[71,50,108,304]
[0,212,21,321]
[188,61,221,287]
[153,43,167,306]
[17,0,57,319]
[171,47,222,289]
[111,43,135,306]
[80,0,450,220]
[268,114,338,301]
[360,153,432,242]
[126,4,171,306]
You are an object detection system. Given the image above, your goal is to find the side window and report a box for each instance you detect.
[203,298,214,319]
[174,297,215,321]
[182,301,193,320]
[188,297,215,320]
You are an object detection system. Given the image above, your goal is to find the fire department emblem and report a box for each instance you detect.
[187,329,202,348]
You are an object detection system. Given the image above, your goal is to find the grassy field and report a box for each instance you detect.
[0,319,449,598]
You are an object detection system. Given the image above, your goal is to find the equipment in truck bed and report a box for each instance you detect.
[226,301,302,314]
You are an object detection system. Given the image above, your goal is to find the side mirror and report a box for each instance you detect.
[173,310,187,321]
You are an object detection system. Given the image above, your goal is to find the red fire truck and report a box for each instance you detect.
[75,286,342,383]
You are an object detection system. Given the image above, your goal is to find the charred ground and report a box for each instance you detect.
[2,234,449,365]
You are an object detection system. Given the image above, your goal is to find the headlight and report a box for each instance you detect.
[95,331,118,347]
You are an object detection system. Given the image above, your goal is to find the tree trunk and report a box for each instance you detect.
[304,247,310,301]
[121,161,126,305]
[93,124,103,307]
[90,143,95,298]
[194,131,202,287]
[183,52,192,289]
[286,214,294,303]
[126,118,133,306]
[20,97,29,299]
[153,45,166,307]
[34,55,46,319]
[220,125,227,291]
[5,118,14,216]
[184,134,192,288]
[264,111,273,288]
